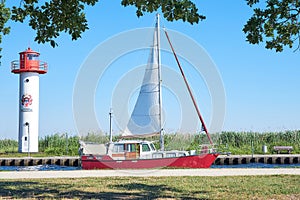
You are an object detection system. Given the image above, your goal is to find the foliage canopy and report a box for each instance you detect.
[244,0,300,52]
[0,0,299,61]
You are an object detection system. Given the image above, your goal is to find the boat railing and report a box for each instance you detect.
[204,144,231,156]
[198,144,218,154]
[152,150,188,158]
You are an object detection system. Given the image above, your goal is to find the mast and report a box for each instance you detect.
[109,108,113,143]
[163,29,214,146]
[157,14,164,151]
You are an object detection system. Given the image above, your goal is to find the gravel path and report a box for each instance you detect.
[0,168,299,179]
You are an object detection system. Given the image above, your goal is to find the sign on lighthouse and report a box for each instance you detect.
[11,47,48,153]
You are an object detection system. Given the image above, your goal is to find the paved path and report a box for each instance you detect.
[0,168,299,179]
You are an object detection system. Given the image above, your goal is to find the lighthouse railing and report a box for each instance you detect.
[11,60,48,73]
[11,60,19,71]
[39,61,48,71]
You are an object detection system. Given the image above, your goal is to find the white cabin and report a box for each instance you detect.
[80,140,189,160]
[107,140,157,160]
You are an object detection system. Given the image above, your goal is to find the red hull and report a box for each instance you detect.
[81,153,219,169]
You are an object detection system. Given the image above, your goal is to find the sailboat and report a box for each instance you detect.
[80,14,219,169]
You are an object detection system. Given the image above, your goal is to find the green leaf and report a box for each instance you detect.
[244,0,300,51]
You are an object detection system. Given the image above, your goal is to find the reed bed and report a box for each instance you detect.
[0,130,299,156]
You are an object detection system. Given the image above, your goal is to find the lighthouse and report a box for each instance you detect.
[11,47,48,153]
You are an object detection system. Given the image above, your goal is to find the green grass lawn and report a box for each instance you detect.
[0,175,299,199]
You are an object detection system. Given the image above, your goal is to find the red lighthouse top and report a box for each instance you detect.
[11,47,48,74]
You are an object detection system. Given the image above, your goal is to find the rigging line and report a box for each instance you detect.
[163,28,214,146]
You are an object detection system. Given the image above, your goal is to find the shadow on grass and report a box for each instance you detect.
[115,182,210,199]
[0,180,210,199]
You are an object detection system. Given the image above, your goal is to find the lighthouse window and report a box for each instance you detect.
[27,54,38,60]
[25,79,29,83]
[24,137,27,141]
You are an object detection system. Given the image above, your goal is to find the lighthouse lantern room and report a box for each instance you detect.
[11,47,48,153]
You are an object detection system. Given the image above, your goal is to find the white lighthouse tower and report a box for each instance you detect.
[11,47,48,153]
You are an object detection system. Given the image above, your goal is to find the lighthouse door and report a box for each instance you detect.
[22,136,29,152]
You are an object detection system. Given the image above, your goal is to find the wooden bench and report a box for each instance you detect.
[273,146,293,154]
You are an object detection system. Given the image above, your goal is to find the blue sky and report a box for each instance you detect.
[1,1,300,139]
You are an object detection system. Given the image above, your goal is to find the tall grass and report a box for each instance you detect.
[0,133,80,156]
[0,139,18,153]
[0,130,299,155]
[80,132,109,143]
[213,130,300,154]
[39,133,80,156]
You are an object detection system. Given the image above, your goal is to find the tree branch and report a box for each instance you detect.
[244,0,300,52]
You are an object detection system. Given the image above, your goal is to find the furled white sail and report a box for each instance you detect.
[122,16,161,138]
